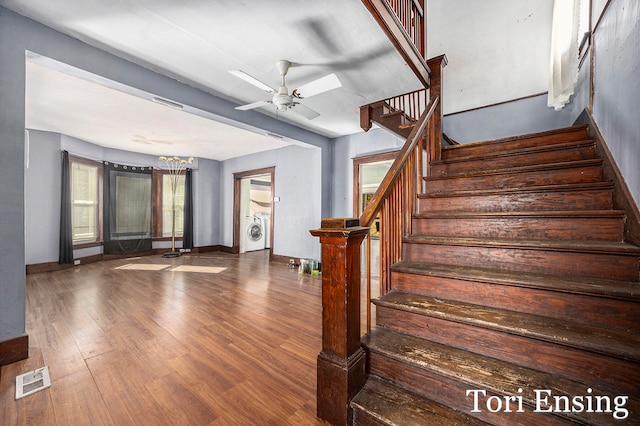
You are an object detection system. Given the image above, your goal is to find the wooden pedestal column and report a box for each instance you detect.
[310,218,369,426]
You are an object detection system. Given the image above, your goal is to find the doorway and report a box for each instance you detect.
[233,167,275,256]
[353,151,397,277]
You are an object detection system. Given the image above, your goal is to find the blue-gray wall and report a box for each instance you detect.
[220,144,323,260]
[443,93,574,144]
[592,0,640,208]
[1,7,28,343]
[331,128,404,218]
[194,158,221,249]
[24,131,60,266]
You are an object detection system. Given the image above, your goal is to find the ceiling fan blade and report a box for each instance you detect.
[229,70,276,93]
[235,100,272,111]
[294,73,341,98]
[291,103,320,120]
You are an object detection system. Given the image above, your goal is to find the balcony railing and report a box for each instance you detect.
[387,0,425,57]
[361,0,430,86]
[382,88,428,128]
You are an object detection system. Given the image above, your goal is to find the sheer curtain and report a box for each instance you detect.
[103,163,153,255]
[548,0,582,110]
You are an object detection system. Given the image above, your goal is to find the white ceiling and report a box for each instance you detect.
[3,0,553,161]
[25,56,291,161]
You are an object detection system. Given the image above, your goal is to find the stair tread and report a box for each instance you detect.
[404,235,640,255]
[413,210,626,219]
[352,376,489,426]
[376,291,640,360]
[442,124,589,152]
[434,139,595,165]
[418,181,614,199]
[363,328,640,413]
[391,261,640,301]
[424,158,603,181]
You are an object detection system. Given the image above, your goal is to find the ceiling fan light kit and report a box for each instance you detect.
[230,59,341,119]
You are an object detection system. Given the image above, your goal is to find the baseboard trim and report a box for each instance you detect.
[26,261,75,275]
[221,245,238,254]
[191,245,221,254]
[26,245,231,274]
[0,334,29,366]
[270,253,300,265]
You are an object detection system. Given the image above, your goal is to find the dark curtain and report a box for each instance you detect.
[103,162,153,255]
[59,150,74,264]
[182,168,194,250]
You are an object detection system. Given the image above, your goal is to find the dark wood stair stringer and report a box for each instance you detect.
[351,125,640,425]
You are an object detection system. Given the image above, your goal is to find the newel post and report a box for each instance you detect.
[426,54,448,165]
[310,218,369,425]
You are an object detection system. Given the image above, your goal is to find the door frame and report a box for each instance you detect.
[233,167,275,256]
[352,151,399,217]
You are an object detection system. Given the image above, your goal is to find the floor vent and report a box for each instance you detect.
[15,366,51,400]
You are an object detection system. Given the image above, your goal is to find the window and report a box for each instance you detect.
[162,173,185,237]
[153,170,185,238]
[70,157,102,244]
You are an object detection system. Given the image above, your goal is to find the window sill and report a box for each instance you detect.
[73,241,103,249]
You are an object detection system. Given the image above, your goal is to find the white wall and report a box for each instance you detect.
[428,0,554,114]
[220,144,323,260]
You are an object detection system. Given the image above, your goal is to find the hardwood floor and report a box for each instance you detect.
[1,251,325,425]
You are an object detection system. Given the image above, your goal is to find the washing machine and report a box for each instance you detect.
[245,215,265,251]
[255,212,270,248]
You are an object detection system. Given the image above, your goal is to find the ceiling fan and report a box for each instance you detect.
[230,60,341,120]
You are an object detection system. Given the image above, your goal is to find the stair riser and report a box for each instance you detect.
[391,271,640,332]
[418,188,613,213]
[352,409,392,425]
[367,352,576,426]
[403,243,639,281]
[411,215,624,241]
[375,309,640,397]
[425,165,603,193]
[441,128,589,161]
[433,145,595,177]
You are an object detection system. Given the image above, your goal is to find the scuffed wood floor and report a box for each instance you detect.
[0,251,324,425]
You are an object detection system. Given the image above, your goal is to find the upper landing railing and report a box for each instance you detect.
[361,0,430,86]
[387,0,425,56]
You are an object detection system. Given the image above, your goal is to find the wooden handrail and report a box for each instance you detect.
[360,96,439,229]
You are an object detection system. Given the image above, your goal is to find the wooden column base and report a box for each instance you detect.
[317,348,367,426]
[0,334,28,366]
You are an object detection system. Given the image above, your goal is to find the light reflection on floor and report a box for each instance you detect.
[115,264,170,271]
[169,265,227,274]
[114,264,227,273]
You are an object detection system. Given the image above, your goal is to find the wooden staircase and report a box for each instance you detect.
[351,125,640,425]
